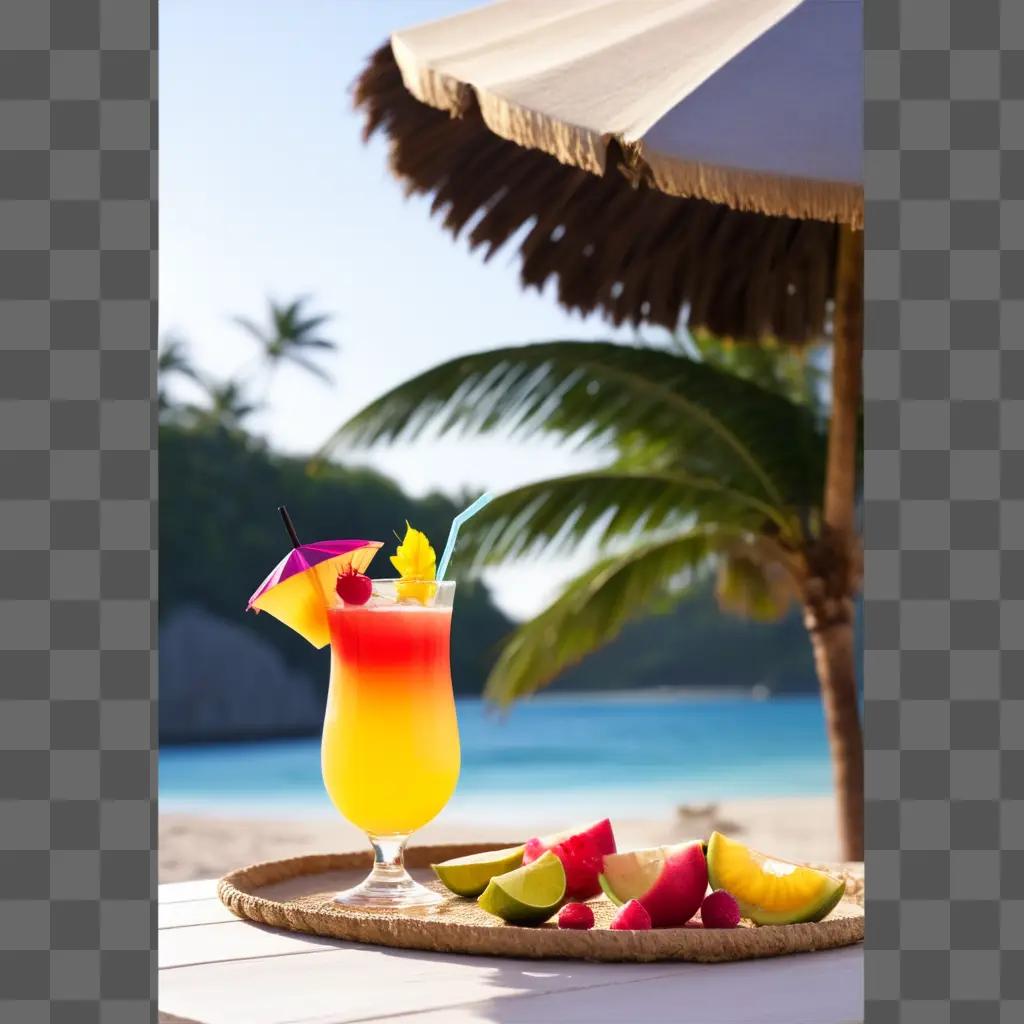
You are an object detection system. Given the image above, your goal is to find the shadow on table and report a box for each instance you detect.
[341,941,863,1024]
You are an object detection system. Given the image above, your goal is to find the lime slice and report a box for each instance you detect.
[431,844,526,898]
[478,850,566,925]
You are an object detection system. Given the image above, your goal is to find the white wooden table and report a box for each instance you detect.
[159,880,864,1024]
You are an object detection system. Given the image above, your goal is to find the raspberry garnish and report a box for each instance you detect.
[557,902,595,930]
[701,890,740,928]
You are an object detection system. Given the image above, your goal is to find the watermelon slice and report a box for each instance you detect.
[523,819,617,900]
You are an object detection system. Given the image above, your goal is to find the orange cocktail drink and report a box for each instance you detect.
[323,597,460,834]
[321,578,459,908]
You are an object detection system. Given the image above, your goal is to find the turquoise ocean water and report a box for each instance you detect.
[160,694,832,824]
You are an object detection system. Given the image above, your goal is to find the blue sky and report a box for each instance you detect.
[160,1,666,618]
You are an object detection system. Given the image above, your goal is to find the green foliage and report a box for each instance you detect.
[336,338,831,705]
[685,330,828,419]
[159,421,513,698]
[181,378,261,432]
[158,333,200,413]
[158,333,200,382]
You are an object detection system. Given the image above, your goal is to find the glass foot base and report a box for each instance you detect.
[333,834,442,911]
[333,874,443,911]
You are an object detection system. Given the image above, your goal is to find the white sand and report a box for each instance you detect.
[159,796,840,882]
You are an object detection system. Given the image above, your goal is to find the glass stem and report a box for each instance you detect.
[369,834,411,882]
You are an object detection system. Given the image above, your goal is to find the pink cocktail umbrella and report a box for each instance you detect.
[247,507,382,648]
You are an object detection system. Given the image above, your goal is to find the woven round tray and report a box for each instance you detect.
[218,842,863,964]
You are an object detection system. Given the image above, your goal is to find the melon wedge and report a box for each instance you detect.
[705,832,845,925]
[599,840,707,927]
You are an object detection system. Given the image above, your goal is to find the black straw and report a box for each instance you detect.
[278,506,302,549]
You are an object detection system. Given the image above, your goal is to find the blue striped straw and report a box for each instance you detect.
[436,492,494,582]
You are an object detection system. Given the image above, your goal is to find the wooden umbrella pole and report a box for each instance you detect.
[809,223,865,862]
[825,226,863,538]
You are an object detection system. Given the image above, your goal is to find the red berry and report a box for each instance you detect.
[336,570,372,606]
[701,890,740,929]
[557,902,595,930]
[609,899,652,931]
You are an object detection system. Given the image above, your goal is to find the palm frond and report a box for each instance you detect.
[326,341,824,507]
[282,295,310,320]
[295,337,337,351]
[286,354,333,383]
[455,470,795,569]
[484,528,731,705]
[293,314,332,336]
[232,316,269,346]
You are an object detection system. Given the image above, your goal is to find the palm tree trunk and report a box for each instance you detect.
[813,224,864,862]
[805,598,863,861]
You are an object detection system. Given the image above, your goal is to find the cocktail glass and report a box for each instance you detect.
[322,579,459,909]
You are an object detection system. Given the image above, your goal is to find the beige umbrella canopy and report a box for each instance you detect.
[355,0,862,343]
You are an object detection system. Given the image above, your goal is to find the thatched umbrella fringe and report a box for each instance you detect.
[354,44,848,345]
